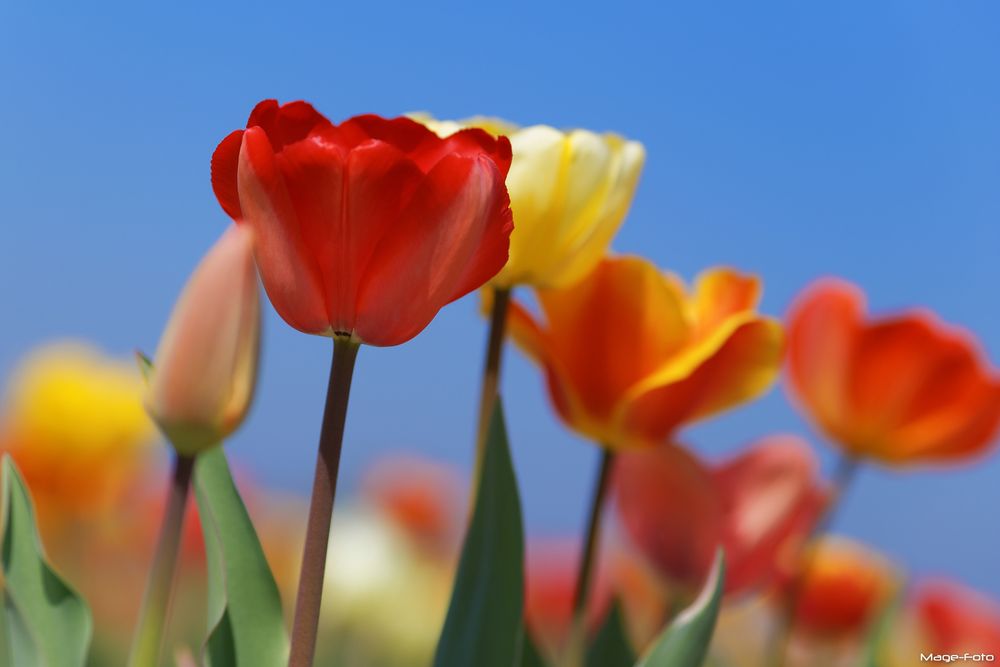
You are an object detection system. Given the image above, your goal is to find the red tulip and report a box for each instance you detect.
[212,99,513,346]
[914,579,1000,654]
[614,437,826,596]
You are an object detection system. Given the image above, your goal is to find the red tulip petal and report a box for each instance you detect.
[211,130,245,220]
[714,436,826,594]
[238,126,330,334]
[614,444,724,589]
[246,99,332,151]
[354,154,509,346]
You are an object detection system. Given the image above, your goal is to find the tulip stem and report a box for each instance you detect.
[473,287,511,485]
[572,448,616,638]
[288,338,360,667]
[766,454,861,667]
[127,453,195,667]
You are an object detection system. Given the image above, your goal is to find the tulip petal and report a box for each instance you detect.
[617,317,784,446]
[246,99,332,151]
[786,279,864,443]
[615,445,724,589]
[238,127,330,334]
[355,154,510,346]
[546,135,645,289]
[211,130,245,220]
[534,257,690,444]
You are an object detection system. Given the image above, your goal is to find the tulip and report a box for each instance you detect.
[509,255,783,648]
[913,579,1000,653]
[130,224,260,667]
[787,537,897,639]
[415,114,645,290]
[415,115,645,473]
[211,99,513,346]
[212,99,514,667]
[146,224,261,456]
[786,278,1000,465]
[509,256,784,450]
[0,343,156,526]
[614,437,826,598]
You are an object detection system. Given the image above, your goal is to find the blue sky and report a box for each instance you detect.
[2,1,999,595]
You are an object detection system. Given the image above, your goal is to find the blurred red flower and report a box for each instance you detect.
[786,278,1000,464]
[524,540,611,659]
[914,579,1000,654]
[212,99,513,346]
[614,436,826,596]
[789,537,897,638]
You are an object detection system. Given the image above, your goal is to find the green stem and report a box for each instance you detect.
[127,453,195,667]
[572,449,616,632]
[472,287,511,487]
[288,338,360,667]
[766,454,861,667]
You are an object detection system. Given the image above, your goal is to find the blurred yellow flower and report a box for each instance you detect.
[0,342,157,523]
[413,114,645,290]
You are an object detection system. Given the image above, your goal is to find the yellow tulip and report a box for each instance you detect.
[414,114,645,289]
[146,224,261,456]
[0,342,156,521]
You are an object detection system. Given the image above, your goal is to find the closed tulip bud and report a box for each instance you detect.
[146,225,261,456]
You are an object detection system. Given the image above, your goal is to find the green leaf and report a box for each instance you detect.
[0,456,92,667]
[862,596,900,667]
[519,627,548,667]
[636,550,725,667]
[433,400,525,667]
[194,447,288,667]
[587,599,635,667]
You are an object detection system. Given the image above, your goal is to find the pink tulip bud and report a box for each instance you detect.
[146,225,261,456]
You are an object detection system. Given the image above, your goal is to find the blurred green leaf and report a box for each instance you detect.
[587,599,635,667]
[636,551,725,667]
[433,400,525,667]
[519,628,548,667]
[194,447,288,667]
[0,456,92,667]
[862,596,900,667]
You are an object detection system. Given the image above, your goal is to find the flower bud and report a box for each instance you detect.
[146,225,261,456]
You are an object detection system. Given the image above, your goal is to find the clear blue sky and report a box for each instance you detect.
[2,1,999,596]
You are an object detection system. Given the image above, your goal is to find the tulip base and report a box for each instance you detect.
[288,338,360,667]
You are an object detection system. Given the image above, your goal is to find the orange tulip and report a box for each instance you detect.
[786,278,1000,465]
[913,579,1000,654]
[507,256,783,449]
[145,224,261,456]
[789,537,897,638]
[615,436,826,596]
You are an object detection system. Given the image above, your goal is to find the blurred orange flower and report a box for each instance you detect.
[786,278,1000,465]
[614,436,826,596]
[0,343,158,526]
[361,455,464,556]
[507,256,783,449]
[789,537,898,638]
